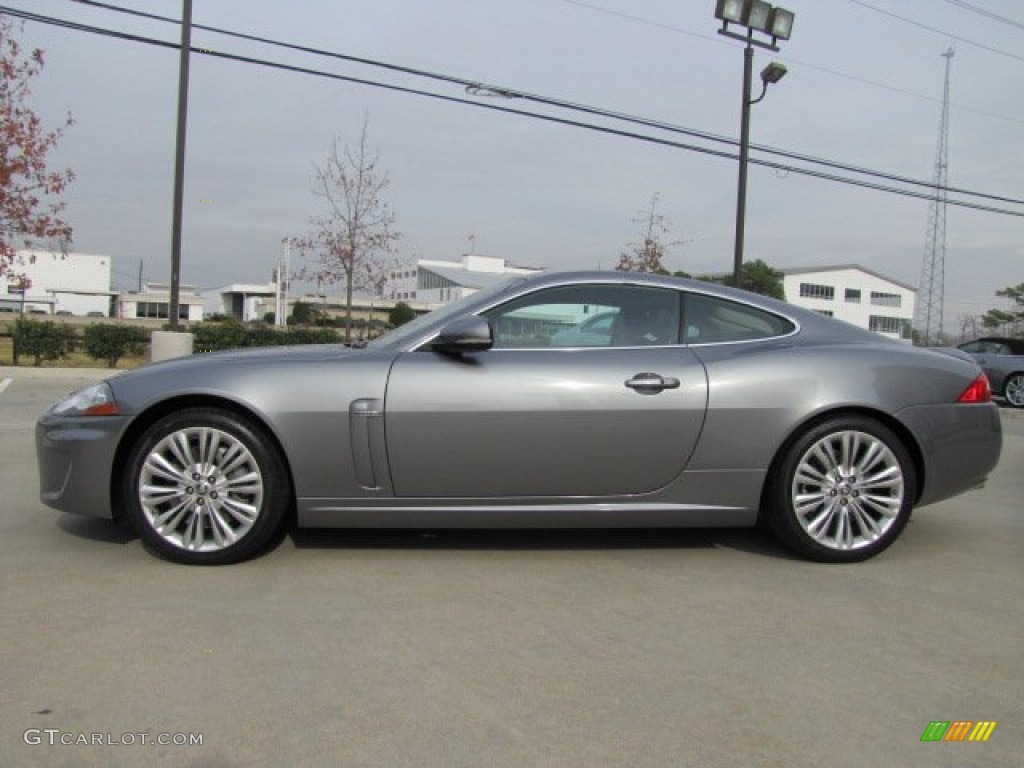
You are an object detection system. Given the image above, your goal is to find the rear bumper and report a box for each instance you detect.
[896,403,1002,507]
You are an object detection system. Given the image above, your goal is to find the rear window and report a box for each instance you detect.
[683,294,795,344]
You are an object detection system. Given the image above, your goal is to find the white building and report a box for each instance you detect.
[203,283,278,322]
[117,282,205,322]
[1,250,115,316]
[782,265,916,340]
[382,254,541,306]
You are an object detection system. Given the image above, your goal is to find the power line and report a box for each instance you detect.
[4,4,1023,218]
[53,1,1024,206]
[849,0,1024,62]
[941,0,1024,32]
[557,0,1024,125]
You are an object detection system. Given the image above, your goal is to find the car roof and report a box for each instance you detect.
[971,337,1024,353]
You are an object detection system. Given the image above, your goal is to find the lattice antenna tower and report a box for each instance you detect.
[915,47,955,345]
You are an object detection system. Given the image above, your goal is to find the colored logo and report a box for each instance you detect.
[920,721,996,742]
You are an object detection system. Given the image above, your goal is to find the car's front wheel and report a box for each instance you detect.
[123,408,291,565]
[767,416,915,563]
[1004,373,1024,408]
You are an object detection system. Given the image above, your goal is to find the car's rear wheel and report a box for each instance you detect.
[123,408,291,565]
[1004,373,1024,408]
[768,416,915,563]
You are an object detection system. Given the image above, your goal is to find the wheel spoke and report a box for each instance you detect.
[847,501,881,540]
[198,429,221,471]
[140,484,183,504]
[219,496,259,524]
[207,507,237,547]
[218,443,249,475]
[143,453,185,484]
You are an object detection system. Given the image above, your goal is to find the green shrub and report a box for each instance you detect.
[190,322,340,353]
[82,324,149,368]
[389,301,417,327]
[192,321,249,353]
[13,318,77,367]
[284,327,340,345]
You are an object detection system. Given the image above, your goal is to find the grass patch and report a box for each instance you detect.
[0,336,146,370]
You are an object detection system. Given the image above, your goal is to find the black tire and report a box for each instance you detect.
[767,416,916,563]
[1004,373,1024,408]
[122,407,291,565]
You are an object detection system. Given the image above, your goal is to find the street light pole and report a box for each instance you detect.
[713,1,795,290]
[732,40,755,288]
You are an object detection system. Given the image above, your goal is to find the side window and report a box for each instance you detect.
[683,294,794,344]
[484,284,682,349]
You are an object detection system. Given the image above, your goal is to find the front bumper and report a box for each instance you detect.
[35,414,125,519]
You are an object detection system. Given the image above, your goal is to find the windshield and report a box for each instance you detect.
[367,276,527,351]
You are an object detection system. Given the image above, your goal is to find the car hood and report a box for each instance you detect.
[110,343,366,383]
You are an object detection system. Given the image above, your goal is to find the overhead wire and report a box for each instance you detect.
[849,0,1024,62]
[3,3,1022,217]
[941,0,1024,32]
[558,0,1024,125]
[57,0,1024,205]
[55,1,1024,206]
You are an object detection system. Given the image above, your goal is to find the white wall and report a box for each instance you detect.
[783,267,916,339]
[1,250,112,315]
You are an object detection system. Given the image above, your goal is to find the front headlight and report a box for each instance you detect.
[50,382,120,417]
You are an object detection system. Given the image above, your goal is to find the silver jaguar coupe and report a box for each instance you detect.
[36,271,1002,564]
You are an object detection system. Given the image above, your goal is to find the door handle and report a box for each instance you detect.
[625,372,680,394]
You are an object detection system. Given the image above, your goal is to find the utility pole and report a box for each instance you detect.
[915,48,954,346]
[168,0,192,330]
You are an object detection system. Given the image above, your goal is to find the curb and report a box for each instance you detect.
[0,366,119,380]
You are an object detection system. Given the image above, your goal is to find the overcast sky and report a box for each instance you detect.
[7,0,1023,325]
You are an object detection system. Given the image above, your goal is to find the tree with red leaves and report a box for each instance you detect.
[1,15,75,283]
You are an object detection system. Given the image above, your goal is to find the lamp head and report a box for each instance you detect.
[760,62,788,85]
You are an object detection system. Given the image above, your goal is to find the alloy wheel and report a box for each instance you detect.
[138,426,265,552]
[789,429,905,552]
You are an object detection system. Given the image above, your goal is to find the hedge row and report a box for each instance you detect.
[191,323,342,353]
[8,319,350,367]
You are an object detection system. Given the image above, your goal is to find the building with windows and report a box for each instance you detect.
[203,283,278,322]
[117,283,205,322]
[1,250,116,316]
[382,254,542,306]
[781,265,916,340]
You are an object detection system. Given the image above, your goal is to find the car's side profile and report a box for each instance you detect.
[36,271,1002,565]
[957,337,1024,408]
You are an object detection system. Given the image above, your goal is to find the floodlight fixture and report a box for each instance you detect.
[715,0,795,52]
[714,0,746,24]
[770,8,795,40]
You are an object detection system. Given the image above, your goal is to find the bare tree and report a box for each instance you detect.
[297,120,399,342]
[1,15,75,280]
[616,193,683,274]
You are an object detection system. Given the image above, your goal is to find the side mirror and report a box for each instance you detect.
[432,316,493,353]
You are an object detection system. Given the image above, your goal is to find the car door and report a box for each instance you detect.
[383,283,709,498]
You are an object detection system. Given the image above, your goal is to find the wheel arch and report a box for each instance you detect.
[109,394,296,525]
[757,406,926,521]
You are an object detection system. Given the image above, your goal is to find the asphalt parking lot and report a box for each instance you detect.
[1,366,1021,768]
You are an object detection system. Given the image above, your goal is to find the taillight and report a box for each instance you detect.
[957,373,991,404]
